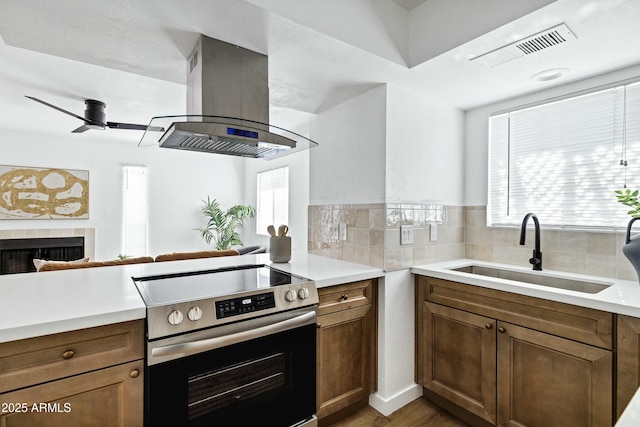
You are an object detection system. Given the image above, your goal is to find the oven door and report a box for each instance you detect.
[145,308,316,427]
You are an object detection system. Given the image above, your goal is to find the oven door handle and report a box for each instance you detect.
[151,310,316,359]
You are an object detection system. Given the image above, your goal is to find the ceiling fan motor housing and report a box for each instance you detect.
[84,99,106,128]
[25,95,151,132]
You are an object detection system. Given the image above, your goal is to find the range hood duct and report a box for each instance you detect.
[139,36,317,159]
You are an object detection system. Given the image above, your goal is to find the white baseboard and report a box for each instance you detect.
[368,383,423,416]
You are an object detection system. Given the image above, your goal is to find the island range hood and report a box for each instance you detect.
[139,35,317,159]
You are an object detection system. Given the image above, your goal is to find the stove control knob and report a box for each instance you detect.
[285,289,298,302]
[298,288,310,300]
[167,309,184,325]
[187,306,203,321]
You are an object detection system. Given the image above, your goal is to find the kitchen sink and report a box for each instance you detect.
[449,265,611,294]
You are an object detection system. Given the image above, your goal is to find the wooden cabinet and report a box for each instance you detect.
[417,276,614,427]
[0,320,144,427]
[0,361,143,427]
[422,302,497,424]
[496,321,612,427]
[617,314,640,418]
[316,279,377,420]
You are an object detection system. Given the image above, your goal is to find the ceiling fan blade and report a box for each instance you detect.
[25,96,90,123]
[72,125,91,133]
[107,122,164,132]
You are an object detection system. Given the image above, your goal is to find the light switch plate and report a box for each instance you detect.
[430,224,437,242]
[401,225,414,245]
[339,223,348,241]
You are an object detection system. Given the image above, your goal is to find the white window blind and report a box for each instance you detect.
[122,165,148,257]
[489,81,640,229]
[256,167,289,235]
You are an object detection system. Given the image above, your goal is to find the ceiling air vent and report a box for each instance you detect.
[470,23,577,68]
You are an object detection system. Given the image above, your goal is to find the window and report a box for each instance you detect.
[122,165,148,256]
[488,80,640,229]
[256,167,289,235]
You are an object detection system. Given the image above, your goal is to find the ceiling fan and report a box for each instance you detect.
[25,96,163,133]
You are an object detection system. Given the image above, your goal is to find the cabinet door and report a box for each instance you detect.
[0,360,143,427]
[422,302,497,424]
[497,322,612,427]
[316,304,373,419]
[617,314,640,419]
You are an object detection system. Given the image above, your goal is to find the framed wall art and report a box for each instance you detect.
[0,165,89,219]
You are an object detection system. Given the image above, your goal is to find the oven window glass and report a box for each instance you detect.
[146,323,315,426]
[188,351,286,419]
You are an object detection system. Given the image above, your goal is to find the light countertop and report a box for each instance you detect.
[412,259,640,318]
[0,252,383,343]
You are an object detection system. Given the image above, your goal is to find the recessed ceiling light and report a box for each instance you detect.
[530,68,569,82]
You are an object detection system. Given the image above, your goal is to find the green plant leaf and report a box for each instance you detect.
[616,188,640,221]
[195,197,256,250]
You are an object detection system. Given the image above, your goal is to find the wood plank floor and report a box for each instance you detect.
[322,398,470,427]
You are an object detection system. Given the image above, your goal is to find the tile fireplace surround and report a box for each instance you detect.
[0,228,96,261]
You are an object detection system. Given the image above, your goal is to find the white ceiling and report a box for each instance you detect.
[392,0,428,11]
[0,0,639,144]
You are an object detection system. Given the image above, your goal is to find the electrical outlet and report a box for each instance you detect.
[339,223,348,241]
[400,225,414,245]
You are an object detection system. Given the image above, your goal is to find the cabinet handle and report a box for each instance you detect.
[62,350,74,360]
[317,323,322,328]
[340,294,349,301]
[498,327,506,333]
[485,323,492,329]
[130,369,140,378]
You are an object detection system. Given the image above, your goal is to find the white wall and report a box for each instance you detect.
[385,84,465,205]
[309,85,387,205]
[0,129,245,260]
[464,63,640,207]
[370,269,422,416]
[309,83,465,206]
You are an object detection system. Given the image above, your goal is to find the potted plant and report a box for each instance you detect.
[196,197,256,250]
[615,188,640,281]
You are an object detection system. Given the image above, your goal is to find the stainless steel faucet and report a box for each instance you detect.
[519,213,542,271]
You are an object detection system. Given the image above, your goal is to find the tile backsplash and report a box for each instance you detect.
[308,204,637,280]
[307,203,465,271]
[465,206,636,281]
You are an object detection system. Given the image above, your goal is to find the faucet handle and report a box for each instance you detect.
[529,250,543,270]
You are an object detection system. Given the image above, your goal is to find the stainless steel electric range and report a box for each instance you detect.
[132,264,319,427]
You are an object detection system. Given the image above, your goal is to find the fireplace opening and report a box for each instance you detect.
[0,237,85,275]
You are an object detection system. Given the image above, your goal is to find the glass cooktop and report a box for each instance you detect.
[133,264,310,305]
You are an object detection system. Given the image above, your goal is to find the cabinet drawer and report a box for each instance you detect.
[318,280,373,316]
[418,276,613,349]
[0,360,143,427]
[0,320,144,393]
